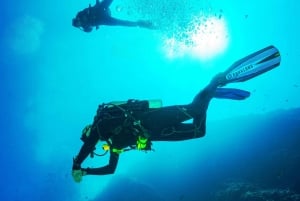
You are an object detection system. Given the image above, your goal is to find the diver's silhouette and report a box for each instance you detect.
[71,45,281,182]
[72,0,156,32]
[72,73,247,182]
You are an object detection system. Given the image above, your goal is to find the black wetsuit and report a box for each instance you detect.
[73,79,218,175]
[73,0,154,32]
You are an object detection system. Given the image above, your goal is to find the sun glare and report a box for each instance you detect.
[163,14,229,61]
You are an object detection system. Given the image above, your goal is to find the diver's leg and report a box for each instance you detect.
[141,106,192,127]
[136,20,156,29]
[103,17,155,29]
[140,105,194,135]
[151,121,206,141]
[139,103,207,140]
[183,73,225,133]
[102,17,138,26]
[190,73,225,116]
[141,76,219,140]
[140,73,224,141]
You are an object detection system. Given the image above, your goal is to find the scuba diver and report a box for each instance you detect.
[72,46,281,182]
[72,0,156,32]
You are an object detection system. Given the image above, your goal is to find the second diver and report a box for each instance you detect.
[72,0,156,32]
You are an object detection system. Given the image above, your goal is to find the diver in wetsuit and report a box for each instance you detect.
[72,73,238,182]
[71,45,281,182]
[72,0,156,32]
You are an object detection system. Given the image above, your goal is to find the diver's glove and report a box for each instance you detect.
[72,157,87,183]
[72,169,87,183]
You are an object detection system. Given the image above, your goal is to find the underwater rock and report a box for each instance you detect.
[215,181,300,201]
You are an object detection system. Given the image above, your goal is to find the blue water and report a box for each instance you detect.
[1,0,300,201]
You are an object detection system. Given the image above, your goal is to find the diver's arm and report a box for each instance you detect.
[72,142,94,169]
[72,130,99,170]
[83,151,119,175]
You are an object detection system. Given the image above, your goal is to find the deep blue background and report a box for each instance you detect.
[1,0,300,201]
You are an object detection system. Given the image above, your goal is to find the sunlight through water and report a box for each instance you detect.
[163,14,229,61]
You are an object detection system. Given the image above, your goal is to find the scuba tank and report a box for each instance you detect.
[94,99,162,123]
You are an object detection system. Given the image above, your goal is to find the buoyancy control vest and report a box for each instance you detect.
[90,99,162,154]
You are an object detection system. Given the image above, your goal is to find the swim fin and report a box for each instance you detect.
[214,88,250,100]
[223,45,281,84]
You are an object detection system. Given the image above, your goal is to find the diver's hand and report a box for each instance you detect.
[72,169,87,183]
